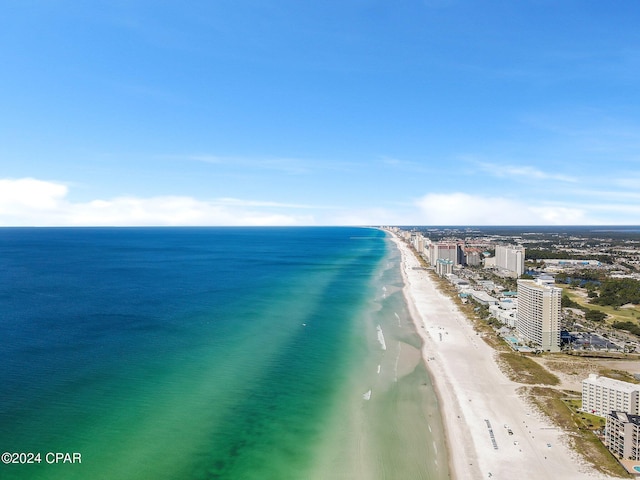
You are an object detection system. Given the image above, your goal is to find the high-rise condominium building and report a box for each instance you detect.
[429,243,460,266]
[606,411,640,461]
[495,245,525,276]
[516,277,561,352]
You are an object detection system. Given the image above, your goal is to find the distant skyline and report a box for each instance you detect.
[2,1,640,226]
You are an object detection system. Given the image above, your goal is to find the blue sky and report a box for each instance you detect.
[2,0,640,226]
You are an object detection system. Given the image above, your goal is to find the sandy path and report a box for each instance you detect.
[390,234,617,480]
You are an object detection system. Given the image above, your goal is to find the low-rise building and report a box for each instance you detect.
[582,374,640,417]
[476,280,496,292]
[469,290,499,306]
[489,303,517,327]
[544,259,602,268]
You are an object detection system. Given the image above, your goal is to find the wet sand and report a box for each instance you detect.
[391,234,617,480]
[307,236,450,480]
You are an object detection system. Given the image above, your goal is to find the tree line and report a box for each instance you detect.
[592,278,640,307]
[526,249,611,264]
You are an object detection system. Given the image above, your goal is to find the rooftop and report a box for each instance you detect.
[584,374,640,394]
[610,411,640,426]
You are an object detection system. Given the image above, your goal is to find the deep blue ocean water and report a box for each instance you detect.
[0,227,447,480]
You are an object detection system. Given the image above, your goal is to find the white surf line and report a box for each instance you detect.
[377,364,381,374]
[433,441,438,455]
[394,311,400,327]
[363,389,372,400]
[376,325,387,350]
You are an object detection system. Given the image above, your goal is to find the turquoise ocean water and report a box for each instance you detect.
[0,227,448,479]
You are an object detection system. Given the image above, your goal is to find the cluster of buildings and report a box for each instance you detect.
[582,374,640,468]
[395,228,640,470]
[489,244,526,276]
[397,226,640,353]
[402,231,563,352]
[405,231,525,276]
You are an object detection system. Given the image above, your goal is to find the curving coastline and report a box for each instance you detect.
[389,232,616,480]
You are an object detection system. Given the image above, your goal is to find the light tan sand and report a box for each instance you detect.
[390,234,618,480]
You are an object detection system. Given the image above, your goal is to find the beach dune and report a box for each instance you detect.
[391,234,616,480]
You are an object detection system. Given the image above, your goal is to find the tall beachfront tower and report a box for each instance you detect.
[429,243,460,266]
[516,277,561,352]
[495,245,525,276]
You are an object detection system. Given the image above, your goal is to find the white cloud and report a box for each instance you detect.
[473,161,577,183]
[0,178,314,226]
[4,178,637,227]
[415,193,591,225]
[0,178,68,213]
[502,165,576,183]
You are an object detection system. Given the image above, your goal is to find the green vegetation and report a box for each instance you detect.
[612,321,640,336]
[563,399,606,430]
[562,294,580,309]
[562,287,640,326]
[496,353,560,385]
[526,250,611,264]
[593,278,640,307]
[562,292,608,322]
[601,369,640,384]
[555,269,605,283]
[525,388,630,478]
[585,309,607,322]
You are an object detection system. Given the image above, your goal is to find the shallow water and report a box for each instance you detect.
[0,227,448,479]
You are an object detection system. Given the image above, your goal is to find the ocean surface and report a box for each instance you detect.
[0,227,448,480]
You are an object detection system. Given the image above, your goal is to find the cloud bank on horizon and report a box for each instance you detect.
[2,1,640,226]
[0,177,631,227]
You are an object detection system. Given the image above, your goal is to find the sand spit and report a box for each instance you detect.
[390,234,618,480]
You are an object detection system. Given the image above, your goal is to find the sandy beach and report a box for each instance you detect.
[390,234,618,480]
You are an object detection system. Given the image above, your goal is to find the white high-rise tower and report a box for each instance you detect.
[516,277,561,352]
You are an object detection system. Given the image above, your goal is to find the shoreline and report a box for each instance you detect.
[389,232,617,480]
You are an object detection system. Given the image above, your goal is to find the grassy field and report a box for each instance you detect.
[537,355,639,385]
[563,398,606,430]
[497,352,560,385]
[562,286,640,324]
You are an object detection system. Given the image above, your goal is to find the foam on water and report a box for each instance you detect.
[0,227,451,480]
[376,325,387,350]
